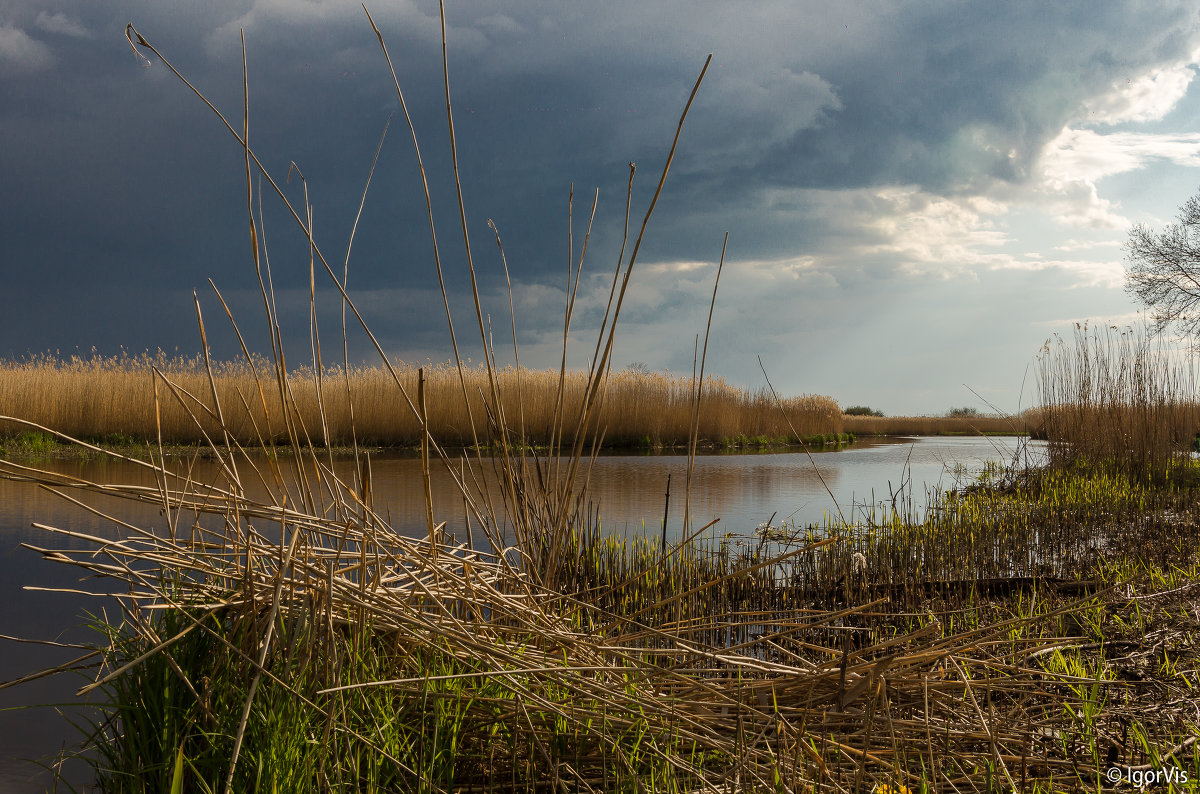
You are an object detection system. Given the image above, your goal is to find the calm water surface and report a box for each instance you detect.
[0,435,1043,790]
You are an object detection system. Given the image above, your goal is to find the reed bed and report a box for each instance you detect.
[0,354,841,449]
[2,11,1198,793]
[842,413,1030,437]
[1037,323,1200,480]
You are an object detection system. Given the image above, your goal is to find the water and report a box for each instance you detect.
[583,435,1043,535]
[0,435,1043,789]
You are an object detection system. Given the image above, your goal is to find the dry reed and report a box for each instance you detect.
[0,354,841,448]
[842,413,1031,437]
[1037,322,1200,479]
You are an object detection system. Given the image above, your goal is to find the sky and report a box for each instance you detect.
[3,1,1200,416]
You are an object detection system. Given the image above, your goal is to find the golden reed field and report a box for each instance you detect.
[842,413,1034,436]
[0,353,846,447]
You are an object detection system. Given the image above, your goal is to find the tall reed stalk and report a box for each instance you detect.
[1037,322,1200,480]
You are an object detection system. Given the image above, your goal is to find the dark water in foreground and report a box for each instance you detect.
[0,435,1044,790]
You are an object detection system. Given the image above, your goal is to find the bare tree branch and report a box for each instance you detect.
[1124,188,1200,344]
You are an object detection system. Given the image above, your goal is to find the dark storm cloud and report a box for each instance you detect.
[665,2,1199,206]
[1,0,1198,372]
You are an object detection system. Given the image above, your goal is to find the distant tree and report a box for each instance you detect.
[623,361,651,375]
[844,405,884,417]
[947,407,979,418]
[1125,190,1200,341]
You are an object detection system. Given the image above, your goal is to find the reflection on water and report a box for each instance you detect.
[583,435,1044,536]
[0,434,1044,790]
[0,435,1044,544]
[335,435,1043,540]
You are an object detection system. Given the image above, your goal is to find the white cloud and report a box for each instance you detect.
[0,24,54,71]
[1033,127,1200,229]
[845,186,1123,287]
[1032,310,1145,328]
[645,255,840,296]
[1037,178,1127,229]
[34,12,92,39]
[1051,238,1121,253]
[737,255,837,288]
[857,188,1009,277]
[1042,128,1200,184]
[1024,51,1200,232]
[1084,61,1198,125]
[991,256,1124,289]
[746,184,1125,289]
[644,260,711,275]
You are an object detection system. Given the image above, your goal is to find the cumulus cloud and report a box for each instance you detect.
[1003,46,1200,237]
[849,186,1125,287]
[1084,60,1198,125]
[858,189,1009,277]
[626,255,838,316]
[717,183,1127,289]
[736,256,837,288]
[1052,238,1121,253]
[0,25,54,71]
[1036,179,1128,229]
[1042,128,1200,184]
[34,11,92,39]
[1029,128,1200,229]
[990,257,1125,290]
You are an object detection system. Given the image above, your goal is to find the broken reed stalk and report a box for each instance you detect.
[660,473,671,556]
[419,367,435,557]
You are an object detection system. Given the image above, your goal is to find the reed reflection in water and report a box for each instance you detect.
[1,435,1044,549]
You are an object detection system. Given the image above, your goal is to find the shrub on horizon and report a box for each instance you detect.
[844,405,884,417]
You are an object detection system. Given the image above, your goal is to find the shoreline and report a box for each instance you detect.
[0,429,1037,462]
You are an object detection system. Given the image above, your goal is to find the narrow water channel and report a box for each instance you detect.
[0,435,1043,790]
